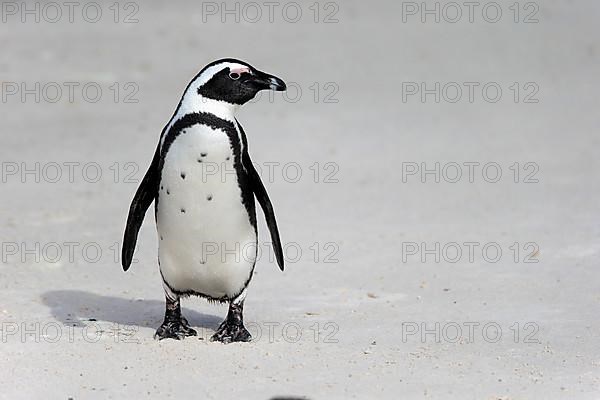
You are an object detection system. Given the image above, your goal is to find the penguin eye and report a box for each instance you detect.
[229,72,241,80]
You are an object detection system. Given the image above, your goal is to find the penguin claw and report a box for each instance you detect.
[154,319,198,341]
[210,322,251,344]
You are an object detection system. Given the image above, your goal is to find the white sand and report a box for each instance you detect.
[0,1,599,398]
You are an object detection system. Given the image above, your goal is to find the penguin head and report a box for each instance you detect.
[190,58,286,107]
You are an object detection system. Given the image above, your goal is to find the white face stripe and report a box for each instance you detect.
[159,62,251,150]
[192,62,250,88]
[230,66,251,75]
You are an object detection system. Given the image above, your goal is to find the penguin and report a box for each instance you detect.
[121,58,286,343]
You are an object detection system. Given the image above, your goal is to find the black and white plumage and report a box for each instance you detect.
[121,59,286,342]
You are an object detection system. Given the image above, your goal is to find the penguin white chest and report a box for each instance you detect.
[156,123,257,299]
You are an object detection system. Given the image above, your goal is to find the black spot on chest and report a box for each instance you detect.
[157,112,257,227]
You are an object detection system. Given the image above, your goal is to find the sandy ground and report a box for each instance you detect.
[0,0,599,399]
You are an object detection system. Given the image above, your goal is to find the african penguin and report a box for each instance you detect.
[121,58,286,342]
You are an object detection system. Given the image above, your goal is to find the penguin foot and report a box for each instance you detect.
[154,318,198,341]
[210,320,251,344]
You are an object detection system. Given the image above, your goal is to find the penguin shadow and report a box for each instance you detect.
[42,290,222,332]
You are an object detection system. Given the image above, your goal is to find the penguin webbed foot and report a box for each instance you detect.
[210,319,251,343]
[211,298,251,343]
[154,316,197,341]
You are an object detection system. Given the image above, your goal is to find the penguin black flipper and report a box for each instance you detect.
[243,150,285,271]
[122,143,161,271]
[237,122,284,271]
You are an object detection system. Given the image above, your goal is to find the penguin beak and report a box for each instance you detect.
[251,70,287,92]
